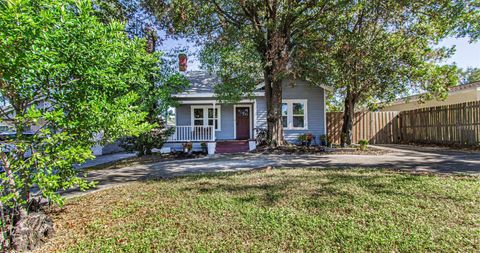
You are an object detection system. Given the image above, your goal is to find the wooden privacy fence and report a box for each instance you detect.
[326,101,480,146]
[327,111,400,144]
[400,101,480,145]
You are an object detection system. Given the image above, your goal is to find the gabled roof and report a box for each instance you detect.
[175,71,264,97]
[174,71,333,98]
[449,80,480,92]
[182,71,221,94]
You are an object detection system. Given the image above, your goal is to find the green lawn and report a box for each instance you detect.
[40,169,479,252]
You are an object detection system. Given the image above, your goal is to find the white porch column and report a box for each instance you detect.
[212,101,216,141]
[253,100,257,139]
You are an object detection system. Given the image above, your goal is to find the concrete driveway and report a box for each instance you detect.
[66,145,480,197]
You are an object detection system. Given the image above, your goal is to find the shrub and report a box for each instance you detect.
[358,139,369,151]
[119,119,174,156]
[298,133,314,146]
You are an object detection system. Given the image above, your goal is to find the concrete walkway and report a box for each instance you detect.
[66,145,480,197]
[78,152,137,169]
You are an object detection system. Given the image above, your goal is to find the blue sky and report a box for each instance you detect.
[438,37,480,69]
[159,37,480,71]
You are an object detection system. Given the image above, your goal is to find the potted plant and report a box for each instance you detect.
[200,142,207,153]
[306,133,314,146]
[182,142,193,154]
[327,135,333,148]
[297,134,307,146]
[358,139,369,151]
[319,134,327,146]
[207,142,216,155]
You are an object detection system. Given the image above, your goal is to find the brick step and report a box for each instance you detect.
[216,141,249,154]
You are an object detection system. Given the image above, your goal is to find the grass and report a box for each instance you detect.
[40,169,479,252]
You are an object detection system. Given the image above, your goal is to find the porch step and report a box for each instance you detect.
[216,140,249,154]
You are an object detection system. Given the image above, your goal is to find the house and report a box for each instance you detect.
[164,71,331,153]
[0,99,113,156]
[381,81,480,111]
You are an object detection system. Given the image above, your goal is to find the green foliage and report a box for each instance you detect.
[358,139,369,151]
[320,135,327,142]
[460,67,480,84]
[118,27,189,157]
[299,0,479,145]
[143,0,345,146]
[0,0,160,209]
[145,0,478,147]
[297,134,307,142]
[120,119,175,156]
[297,133,313,146]
[200,41,263,102]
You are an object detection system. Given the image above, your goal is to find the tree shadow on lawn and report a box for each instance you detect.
[180,179,293,206]
[173,168,462,208]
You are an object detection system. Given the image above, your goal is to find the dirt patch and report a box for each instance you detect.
[253,145,391,155]
[87,152,207,171]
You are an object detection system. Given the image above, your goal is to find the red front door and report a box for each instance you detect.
[236,107,250,140]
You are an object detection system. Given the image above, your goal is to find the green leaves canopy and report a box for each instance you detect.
[0,0,160,206]
[145,0,478,103]
[144,0,478,146]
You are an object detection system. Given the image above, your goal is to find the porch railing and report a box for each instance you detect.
[168,125,215,142]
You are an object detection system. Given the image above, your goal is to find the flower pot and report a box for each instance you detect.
[248,140,256,151]
[207,142,216,155]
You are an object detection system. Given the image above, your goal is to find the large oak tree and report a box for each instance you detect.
[143,0,478,147]
[144,0,338,146]
[0,0,169,249]
[311,0,479,146]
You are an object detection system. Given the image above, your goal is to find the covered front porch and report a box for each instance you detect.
[167,99,257,143]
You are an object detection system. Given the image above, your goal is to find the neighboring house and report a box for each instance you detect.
[164,71,331,152]
[0,99,111,156]
[381,81,480,111]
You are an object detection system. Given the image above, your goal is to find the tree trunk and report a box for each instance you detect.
[341,93,355,147]
[264,70,285,147]
[14,117,30,202]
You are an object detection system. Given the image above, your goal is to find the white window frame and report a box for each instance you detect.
[190,105,221,131]
[282,99,308,130]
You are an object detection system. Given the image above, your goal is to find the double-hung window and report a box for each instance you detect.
[191,105,221,131]
[282,100,307,130]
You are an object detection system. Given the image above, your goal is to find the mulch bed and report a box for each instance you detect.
[253,145,392,155]
[87,152,207,171]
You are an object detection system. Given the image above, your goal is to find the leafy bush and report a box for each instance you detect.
[119,119,174,156]
[0,0,164,249]
[298,133,314,146]
[358,139,369,151]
